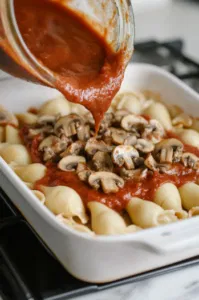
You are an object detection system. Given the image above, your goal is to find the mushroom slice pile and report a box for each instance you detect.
[181,152,199,169]
[154,138,184,163]
[54,114,84,137]
[85,138,113,156]
[0,105,18,126]
[58,155,86,171]
[121,114,147,133]
[142,119,164,144]
[92,151,113,172]
[135,139,154,153]
[112,145,139,170]
[88,172,124,193]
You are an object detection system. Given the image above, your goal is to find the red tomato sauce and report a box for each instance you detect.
[35,162,198,212]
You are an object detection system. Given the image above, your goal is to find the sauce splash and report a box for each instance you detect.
[14,0,125,130]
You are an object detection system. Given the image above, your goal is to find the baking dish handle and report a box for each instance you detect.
[139,221,199,254]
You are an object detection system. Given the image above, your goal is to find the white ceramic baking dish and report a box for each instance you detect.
[1,63,199,283]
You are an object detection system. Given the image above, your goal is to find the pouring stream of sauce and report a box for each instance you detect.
[14,0,126,130]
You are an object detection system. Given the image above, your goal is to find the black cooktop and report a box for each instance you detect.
[1,39,199,300]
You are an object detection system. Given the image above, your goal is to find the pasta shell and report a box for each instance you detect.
[191,118,199,132]
[88,202,126,235]
[5,125,22,144]
[179,182,199,210]
[23,182,34,189]
[176,129,199,147]
[157,210,178,225]
[39,96,71,116]
[17,113,38,125]
[41,186,88,224]
[143,102,172,130]
[56,214,93,235]
[188,207,199,218]
[32,190,46,204]
[13,163,47,183]
[0,126,5,142]
[154,183,182,211]
[124,225,142,234]
[0,144,31,165]
[115,92,143,115]
[175,210,188,220]
[126,197,177,228]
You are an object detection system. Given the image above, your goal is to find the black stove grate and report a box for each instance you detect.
[1,39,199,300]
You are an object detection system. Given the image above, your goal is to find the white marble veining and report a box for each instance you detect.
[75,264,199,300]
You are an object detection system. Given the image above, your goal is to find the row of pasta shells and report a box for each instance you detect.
[1,91,199,235]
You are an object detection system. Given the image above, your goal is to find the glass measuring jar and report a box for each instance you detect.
[0,0,134,86]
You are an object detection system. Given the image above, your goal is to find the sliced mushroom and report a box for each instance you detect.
[39,135,59,152]
[52,135,69,153]
[142,119,164,144]
[135,139,155,153]
[154,139,184,163]
[112,145,139,170]
[124,135,137,146]
[88,172,124,193]
[114,110,129,124]
[85,138,113,156]
[39,135,68,153]
[58,155,86,171]
[0,105,18,126]
[172,113,193,128]
[43,147,55,162]
[120,168,143,180]
[99,113,114,134]
[28,126,54,137]
[37,115,58,125]
[109,128,129,145]
[121,114,147,133]
[92,151,113,172]
[76,163,92,182]
[77,124,90,141]
[60,141,85,157]
[54,114,84,137]
[181,152,199,169]
[144,154,170,173]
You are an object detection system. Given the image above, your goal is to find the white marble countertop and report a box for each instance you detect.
[77,264,199,300]
[74,1,199,299]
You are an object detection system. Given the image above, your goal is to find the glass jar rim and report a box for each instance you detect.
[1,0,135,87]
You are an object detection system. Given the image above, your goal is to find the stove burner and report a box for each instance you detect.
[133,40,199,91]
[1,39,199,300]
